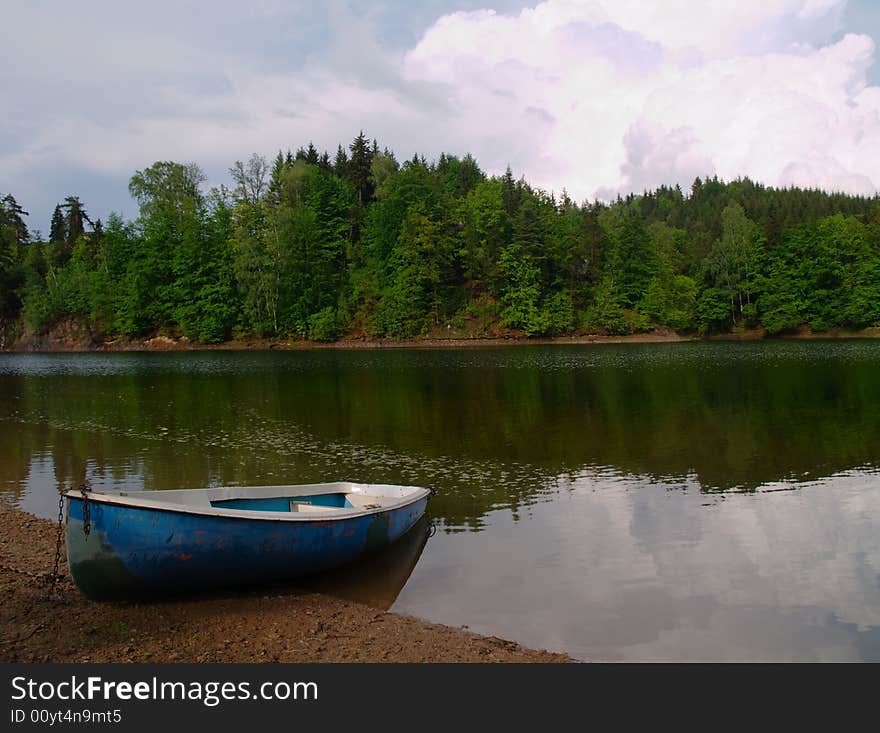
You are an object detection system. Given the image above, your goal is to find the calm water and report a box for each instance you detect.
[1,342,879,661]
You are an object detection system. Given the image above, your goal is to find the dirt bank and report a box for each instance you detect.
[5,320,880,353]
[0,504,569,663]
[6,322,694,352]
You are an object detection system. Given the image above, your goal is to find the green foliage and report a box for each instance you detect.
[374,204,443,339]
[348,131,374,207]
[585,279,629,335]
[499,245,543,334]
[61,196,90,246]
[758,285,801,335]
[498,195,576,336]
[543,290,576,335]
[641,274,697,331]
[370,151,399,200]
[758,215,879,333]
[598,206,657,308]
[4,145,880,345]
[437,153,484,199]
[0,194,29,319]
[231,199,279,337]
[308,307,342,341]
[637,219,697,331]
[49,205,66,244]
[704,202,761,326]
[697,286,733,334]
[229,154,355,339]
[22,242,90,332]
[847,258,880,328]
[461,178,509,292]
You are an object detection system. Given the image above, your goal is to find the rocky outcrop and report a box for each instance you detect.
[10,317,98,351]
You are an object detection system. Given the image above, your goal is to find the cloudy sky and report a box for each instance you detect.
[2,0,880,234]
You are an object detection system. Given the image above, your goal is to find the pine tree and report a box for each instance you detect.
[333,145,348,177]
[501,166,518,216]
[61,196,91,246]
[765,200,783,248]
[1,194,29,245]
[50,204,67,243]
[348,131,375,206]
[267,151,286,207]
[600,205,657,308]
[0,194,28,318]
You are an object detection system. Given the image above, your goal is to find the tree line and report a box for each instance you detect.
[2,132,879,344]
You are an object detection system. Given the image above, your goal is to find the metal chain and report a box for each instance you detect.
[45,491,66,600]
[43,481,89,601]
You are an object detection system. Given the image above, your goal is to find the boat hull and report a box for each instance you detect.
[65,492,429,600]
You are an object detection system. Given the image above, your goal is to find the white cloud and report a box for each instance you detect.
[2,0,879,224]
[403,0,880,199]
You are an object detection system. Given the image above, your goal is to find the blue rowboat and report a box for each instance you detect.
[63,482,432,600]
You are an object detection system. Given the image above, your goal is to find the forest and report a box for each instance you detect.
[1,132,879,345]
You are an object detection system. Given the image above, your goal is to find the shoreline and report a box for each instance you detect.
[0,503,570,663]
[3,326,880,353]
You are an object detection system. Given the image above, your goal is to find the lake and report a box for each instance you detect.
[1,341,879,661]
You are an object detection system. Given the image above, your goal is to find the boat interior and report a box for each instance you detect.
[106,482,426,515]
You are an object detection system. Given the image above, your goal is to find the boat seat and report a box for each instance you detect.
[346,494,394,509]
[288,502,346,513]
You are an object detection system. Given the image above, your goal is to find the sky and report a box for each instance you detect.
[2,0,880,235]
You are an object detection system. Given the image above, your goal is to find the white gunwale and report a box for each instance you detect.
[62,482,431,523]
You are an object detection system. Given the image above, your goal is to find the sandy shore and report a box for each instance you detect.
[0,504,569,663]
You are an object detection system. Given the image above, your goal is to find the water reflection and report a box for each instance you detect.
[3,343,880,515]
[296,518,432,610]
[394,470,880,661]
[2,342,880,660]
